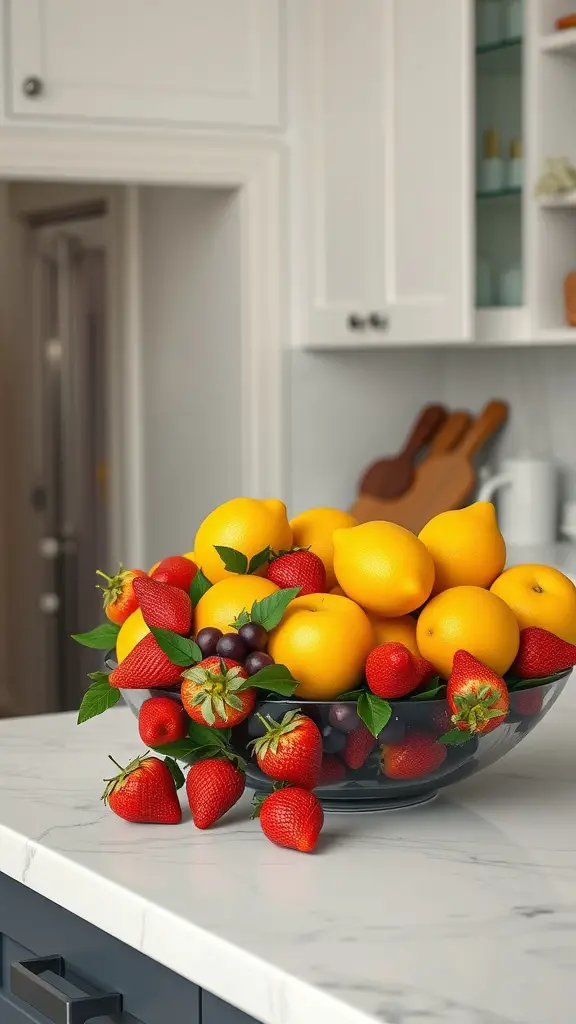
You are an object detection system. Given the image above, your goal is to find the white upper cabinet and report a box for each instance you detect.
[296,0,474,348]
[6,0,283,130]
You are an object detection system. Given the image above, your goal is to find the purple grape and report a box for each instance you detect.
[238,621,269,651]
[195,627,222,657]
[321,726,347,753]
[245,651,274,676]
[216,632,248,662]
[377,719,406,744]
[329,703,360,734]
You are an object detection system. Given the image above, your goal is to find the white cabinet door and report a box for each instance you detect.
[7,0,283,129]
[300,0,474,348]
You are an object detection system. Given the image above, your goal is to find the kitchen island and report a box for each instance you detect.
[0,698,575,1024]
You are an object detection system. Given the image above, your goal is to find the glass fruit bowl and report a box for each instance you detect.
[117,664,570,812]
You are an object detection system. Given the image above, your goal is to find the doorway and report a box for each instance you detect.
[31,216,109,710]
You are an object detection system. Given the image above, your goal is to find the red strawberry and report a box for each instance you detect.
[109,632,182,689]
[431,704,453,736]
[341,723,376,769]
[447,650,509,735]
[186,757,245,829]
[251,711,322,789]
[96,565,146,625]
[150,555,197,592]
[512,627,576,679]
[512,688,544,718]
[266,549,326,596]
[318,753,346,786]
[138,696,188,746]
[181,657,255,728]
[258,787,324,853]
[133,576,192,635]
[102,754,181,823]
[380,732,446,779]
[365,642,434,699]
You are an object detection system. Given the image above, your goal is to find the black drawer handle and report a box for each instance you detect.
[11,955,123,1023]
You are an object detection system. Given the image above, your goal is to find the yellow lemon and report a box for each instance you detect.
[369,614,420,657]
[418,502,506,593]
[183,550,196,562]
[416,586,519,678]
[116,608,149,663]
[268,593,374,699]
[194,497,292,583]
[194,575,279,636]
[290,507,357,589]
[333,520,435,617]
[490,564,576,643]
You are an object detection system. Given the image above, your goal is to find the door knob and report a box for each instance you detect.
[22,75,43,97]
[368,312,389,330]
[39,593,60,615]
[39,537,60,560]
[347,314,367,330]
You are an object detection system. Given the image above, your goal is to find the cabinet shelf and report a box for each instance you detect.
[477,187,522,201]
[540,29,576,55]
[476,37,522,73]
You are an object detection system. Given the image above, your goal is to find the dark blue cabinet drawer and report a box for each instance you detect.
[0,871,200,1024]
[202,990,260,1024]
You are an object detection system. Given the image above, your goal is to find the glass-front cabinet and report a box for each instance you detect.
[475,2,524,313]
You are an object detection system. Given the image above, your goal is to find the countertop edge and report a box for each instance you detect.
[0,820,373,1024]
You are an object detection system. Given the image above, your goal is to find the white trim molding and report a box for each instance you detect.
[0,128,287,561]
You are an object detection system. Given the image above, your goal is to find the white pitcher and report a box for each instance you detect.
[478,457,558,546]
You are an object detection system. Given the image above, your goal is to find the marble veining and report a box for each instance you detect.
[0,691,575,1024]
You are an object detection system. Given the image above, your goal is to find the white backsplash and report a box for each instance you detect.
[289,346,576,516]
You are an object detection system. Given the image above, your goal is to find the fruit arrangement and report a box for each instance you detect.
[73,498,576,854]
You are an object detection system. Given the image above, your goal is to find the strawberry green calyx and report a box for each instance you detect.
[96,565,132,608]
[183,659,248,726]
[269,546,310,561]
[102,752,149,804]
[450,683,507,734]
[231,608,251,630]
[249,710,305,759]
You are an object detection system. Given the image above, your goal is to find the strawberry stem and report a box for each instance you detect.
[96,569,113,583]
[108,755,125,772]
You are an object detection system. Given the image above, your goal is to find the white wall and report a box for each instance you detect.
[289,346,576,515]
[139,186,242,565]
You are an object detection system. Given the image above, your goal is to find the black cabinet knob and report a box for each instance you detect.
[347,314,367,330]
[369,312,389,330]
[22,75,43,98]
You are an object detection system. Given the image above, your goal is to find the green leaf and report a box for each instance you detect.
[438,729,473,746]
[251,587,301,631]
[164,756,185,790]
[71,622,120,650]
[189,569,212,608]
[337,688,366,701]
[356,692,392,738]
[214,546,248,574]
[239,663,299,696]
[150,627,201,667]
[247,546,271,574]
[77,673,120,724]
[153,740,221,761]
[410,680,446,701]
[509,670,568,691]
[187,721,231,747]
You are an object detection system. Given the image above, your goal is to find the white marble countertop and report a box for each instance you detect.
[1,695,576,1024]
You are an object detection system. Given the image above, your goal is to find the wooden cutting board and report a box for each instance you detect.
[358,404,446,500]
[352,402,506,531]
[352,409,471,522]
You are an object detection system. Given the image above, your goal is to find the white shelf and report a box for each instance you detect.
[475,307,530,344]
[538,191,576,209]
[540,29,576,55]
[536,327,576,344]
